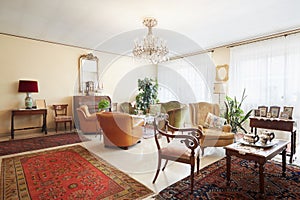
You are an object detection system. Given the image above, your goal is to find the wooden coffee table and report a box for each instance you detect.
[224,140,289,195]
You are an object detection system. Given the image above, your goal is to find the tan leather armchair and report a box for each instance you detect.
[96,112,143,150]
[189,102,234,155]
[76,105,99,133]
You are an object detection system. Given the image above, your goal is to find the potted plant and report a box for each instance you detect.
[98,99,110,111]
[135,77,158,114]
[223,89,252,133]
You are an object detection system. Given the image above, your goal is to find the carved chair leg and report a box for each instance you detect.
[162,159,169,171]
[197,155,200,174]
[55,123,58,133]
[190,164,195,194]
[152,155,162,184]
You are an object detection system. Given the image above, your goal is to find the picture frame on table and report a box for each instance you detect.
[258,106,268,117]
[280,111,289,120]
[283,106,293,119]
[270,106,280,118]
[254,109,261,117]
[35,99,46,109]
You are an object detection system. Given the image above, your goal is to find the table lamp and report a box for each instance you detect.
[18,80,38,109]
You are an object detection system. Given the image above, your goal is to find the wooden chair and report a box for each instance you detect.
[53,104,73,132]
[152,118,202,193]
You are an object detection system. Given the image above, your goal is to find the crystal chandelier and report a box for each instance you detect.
[133,17,169,64]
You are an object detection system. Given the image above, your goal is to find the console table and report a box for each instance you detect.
[250,117,296,163]
[11,109,48,139]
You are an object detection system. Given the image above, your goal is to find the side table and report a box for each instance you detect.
[225,140,289,195]
[11,109,48,139]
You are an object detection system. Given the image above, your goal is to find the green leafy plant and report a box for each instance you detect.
[98,99,110,111]
[223,89,252,133]
[135,77,158,114]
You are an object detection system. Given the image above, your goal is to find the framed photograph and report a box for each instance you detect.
[280,111,289,120]
[35,99,46,109]
[254,109,260,117]
[270,106,280,118]
[283,106,294,119]
[258,106,268,117]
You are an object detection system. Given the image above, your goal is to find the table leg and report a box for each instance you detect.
[226,155,231,185]
[42,112,47,134]
[289,131,295,163]
[282,147,287,177]
[11,113,14,139]
[259,163,265,194]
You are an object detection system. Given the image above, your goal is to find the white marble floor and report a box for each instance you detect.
[0,130,299,199]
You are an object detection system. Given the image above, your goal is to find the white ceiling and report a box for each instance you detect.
[1,0,300,55]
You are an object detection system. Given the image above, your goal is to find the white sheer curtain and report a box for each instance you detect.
[229,33,300,123]
[157,53,214,103]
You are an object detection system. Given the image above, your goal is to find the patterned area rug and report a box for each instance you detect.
[0,132,89,156]
[0,145,154,199]
[155,157,300,199]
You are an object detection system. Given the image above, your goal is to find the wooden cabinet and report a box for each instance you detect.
[73,95,111,129]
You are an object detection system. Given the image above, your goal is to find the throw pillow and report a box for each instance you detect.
[204,112,226,129]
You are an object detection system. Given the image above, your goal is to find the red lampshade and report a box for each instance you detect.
[18,80,39,93]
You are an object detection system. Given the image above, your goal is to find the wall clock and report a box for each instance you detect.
[216,64,229,82]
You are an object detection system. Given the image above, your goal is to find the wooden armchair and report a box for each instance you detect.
[152,118,202,193]
[53,104,73,132]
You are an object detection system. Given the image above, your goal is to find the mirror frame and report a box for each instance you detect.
[78,53,99,93]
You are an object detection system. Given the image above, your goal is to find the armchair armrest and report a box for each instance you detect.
[158,126,200,151]
[222,124,232,132]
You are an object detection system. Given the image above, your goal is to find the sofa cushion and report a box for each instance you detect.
[204,112,226,129]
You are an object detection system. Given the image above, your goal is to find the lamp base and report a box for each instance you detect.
[25,93,33,109]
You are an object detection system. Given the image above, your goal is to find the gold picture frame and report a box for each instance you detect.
[216,64,229,82]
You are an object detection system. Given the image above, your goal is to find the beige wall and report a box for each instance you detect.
[0,34,89,136]
[212,47,230,66]
[0,34,231,136]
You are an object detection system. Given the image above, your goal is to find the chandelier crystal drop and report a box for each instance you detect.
[133,17,169,64]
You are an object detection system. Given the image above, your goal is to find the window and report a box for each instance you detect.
[229,33,300,121]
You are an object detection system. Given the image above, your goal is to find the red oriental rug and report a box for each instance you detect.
[155,157,300,200]
[0,145,154,199]
[0,132,89,156]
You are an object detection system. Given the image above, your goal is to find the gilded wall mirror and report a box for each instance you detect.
[216,64,229,82]
[78,53,99,93]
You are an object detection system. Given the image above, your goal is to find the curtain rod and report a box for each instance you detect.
[169,27,300,61]
[225,27,300,48]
